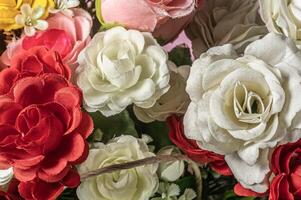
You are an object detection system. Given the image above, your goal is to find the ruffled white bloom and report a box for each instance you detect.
[184,33,301,193]
[151,183,196,200]
[157,146,185,182]
[76,26,170,116]
[186,0,268,57]
[15,4,48,36]
[77,135,159,200]
[260,0,301,48]
[50,0,80,16]
[0,168,13,188]
[134,62,190,123]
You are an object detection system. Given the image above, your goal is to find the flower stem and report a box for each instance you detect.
[80,154,189,181]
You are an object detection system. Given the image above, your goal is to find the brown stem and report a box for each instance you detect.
[80,154,189,181]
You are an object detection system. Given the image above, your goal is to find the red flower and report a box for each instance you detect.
[167,115,232,175]
[0,47,71,95]
[269,139,301,200]
[18,169,80,200]
[0,74,93,184]
[22,29,73,60]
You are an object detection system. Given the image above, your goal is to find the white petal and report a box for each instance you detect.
[24,26,36,37]
[21,4,32,16]
[35,20,48,30]
[225,149,270,193]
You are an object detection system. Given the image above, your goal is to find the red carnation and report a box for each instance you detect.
[0,74,93,184]
[269,139,301,200]
[167,115,232,175]
[0,47,71,95]
[19,169,80,200]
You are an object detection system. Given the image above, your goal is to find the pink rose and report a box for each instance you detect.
[0,8,92,69]
[100,0,202,42]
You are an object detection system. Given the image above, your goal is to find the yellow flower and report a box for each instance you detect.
[0,0,54,31]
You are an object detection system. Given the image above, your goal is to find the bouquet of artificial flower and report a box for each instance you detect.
[0,0,300,200]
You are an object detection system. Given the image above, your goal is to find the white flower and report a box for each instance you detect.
[15,4,48,37]
[77,135,159,200]
[50,0,80,16]
[260,0,301,48]
[0,168,13,188]
[186,0,268,57]
[157,146,185,182]
[134,62,190,123]
[184,33,301,193]
[151,183,180,200]
[76,26,170,117]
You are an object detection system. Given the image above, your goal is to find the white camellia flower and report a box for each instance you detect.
[157,146,185,182]
[134,62,190,123]
[77,135,159,200]
[260,0,301,48]
[186,0,268,57]
[76,26,170,117]
[183,33,301,193]
[0,168,13,188]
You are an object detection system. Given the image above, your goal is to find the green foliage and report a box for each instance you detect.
[135,120,173,150]
[168,46,192,66]
[175,176,196,194]
[89,110,138,143]
[58,188,78,200]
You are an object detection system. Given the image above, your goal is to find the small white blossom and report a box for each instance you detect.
[15,4,48,37]
[50,0,80,16]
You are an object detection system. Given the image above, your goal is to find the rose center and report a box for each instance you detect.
[233,81,271,124]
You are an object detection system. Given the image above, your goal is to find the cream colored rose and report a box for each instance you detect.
[184,33,301,193]
[186,0,268,58]
[0,168,13,189]
[76,26,170,116]
[260,0,301,47]
[157,146,184,182]
[77,135,159,200]
[133,62,190,123]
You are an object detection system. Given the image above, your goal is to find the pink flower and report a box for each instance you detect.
[0,8,92,69]
[100,0,202,42]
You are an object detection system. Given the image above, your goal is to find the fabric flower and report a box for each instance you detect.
[183,33,301,193]
[134,62,190,123]
[157,146,184,182]
[269,138,301,200]
[0,46,71,95]
[0,0,54,31]
[98,0,202,42]
[0,73,93,185]
[76,26,170,116]
[167,116,231,176]
[19,170,80,200]
[260,0,301,48]
[76,135,159,200]
[50,0,80,16]
[186,0,268,58]
[0,168,13,189]
[1,8,92,69]
[15,4,49,36]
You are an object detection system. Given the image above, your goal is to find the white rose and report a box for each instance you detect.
[157,146,185,182]
[76,26,170,116]
[183,33,301,193]
[76,135,159,200]
[260,0,301,48]
[186,0,268,57]
[0,168,13,189]
[134,62,190,123]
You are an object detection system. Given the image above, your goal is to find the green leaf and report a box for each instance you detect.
[175,176,196,194]
[222,190,258,200]
[168,46,192,66]
[58,188,78,200]
[135,121,172,150]
[89,110,138,143]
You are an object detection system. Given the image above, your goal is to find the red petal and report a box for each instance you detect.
[234,183,267,197]
[61,169,80,188]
